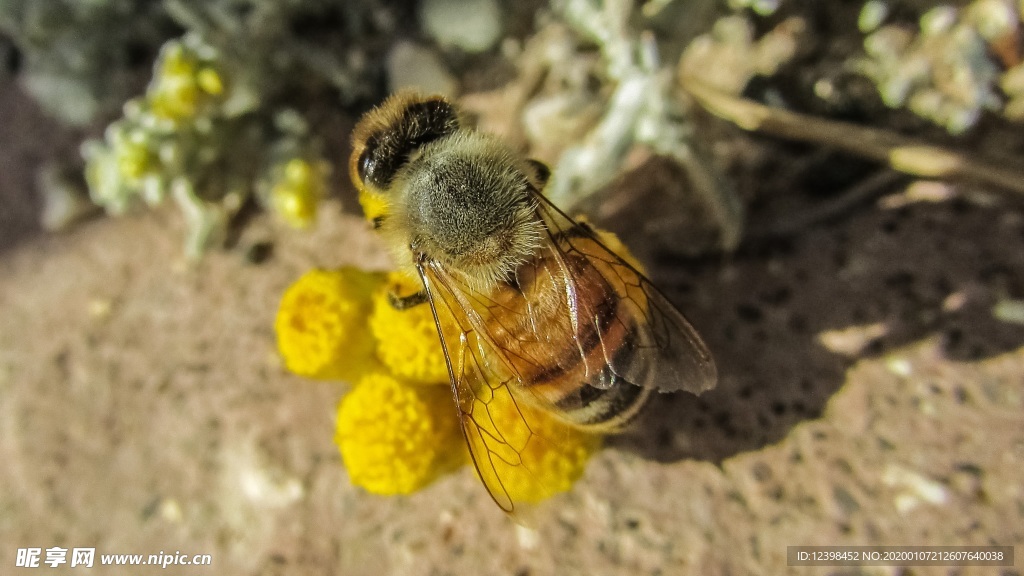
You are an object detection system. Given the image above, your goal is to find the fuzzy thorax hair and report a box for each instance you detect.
[381,131,544,291]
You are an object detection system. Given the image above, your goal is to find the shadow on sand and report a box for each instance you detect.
[605,175,1024,464]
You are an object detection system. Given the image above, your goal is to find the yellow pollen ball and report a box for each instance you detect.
[471,384,602,504]
[271,158,328,229]
[147,43,223,122]
[114,139,154,181]
[335,371,466,495]
[369,272,453,385]
[196,67,224,95]
[274,268,384,381]
[149,74,199,121]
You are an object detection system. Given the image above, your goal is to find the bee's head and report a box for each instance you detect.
[349,92,461,199]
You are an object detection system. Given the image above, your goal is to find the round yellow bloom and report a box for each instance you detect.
[471,384,602,505]
[271,158,329,229]
[113,131,156,182]
[275,268,384,381]
[336,371,466,495]
[196,67,224,96]
[369,272,452,385]
[148,42,223,122]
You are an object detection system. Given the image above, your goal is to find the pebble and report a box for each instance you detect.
[386,41,458,96]
[420,0,503,53]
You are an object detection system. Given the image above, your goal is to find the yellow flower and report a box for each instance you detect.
[148,41,224,122]
[270,158,329,229]
[336,371,466,495]
[196,67,224,97]
[274,268,384,381]
[369,272,452,385]
[113,130,156,182]
[82,120,161,213]
[468,383,602,505]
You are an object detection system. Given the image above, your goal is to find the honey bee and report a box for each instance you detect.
[350,92,717,513]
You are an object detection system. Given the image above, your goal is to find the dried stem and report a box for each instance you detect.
[681,77,1024,197]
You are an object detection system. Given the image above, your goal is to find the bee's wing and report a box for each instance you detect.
[415,192,716,514]
[418,261,583,515]
[532,192,718,397]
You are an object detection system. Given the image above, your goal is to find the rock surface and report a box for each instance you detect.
[2,71,1023,576]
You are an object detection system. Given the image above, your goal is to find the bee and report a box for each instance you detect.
[349,92,717,513]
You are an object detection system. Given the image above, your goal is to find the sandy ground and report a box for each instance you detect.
[2,74,1023,576]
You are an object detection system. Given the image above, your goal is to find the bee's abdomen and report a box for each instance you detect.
[493,243,653,432]
[551,361,653,432]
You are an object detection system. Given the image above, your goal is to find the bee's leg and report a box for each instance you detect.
[371,216,385,230]
[526,158,551,189]
[388,289,429,310]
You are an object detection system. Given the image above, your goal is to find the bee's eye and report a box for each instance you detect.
[357,149,375,187]
[353,97,461,192]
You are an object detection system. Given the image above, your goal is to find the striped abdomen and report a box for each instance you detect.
[481,234,654,432]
